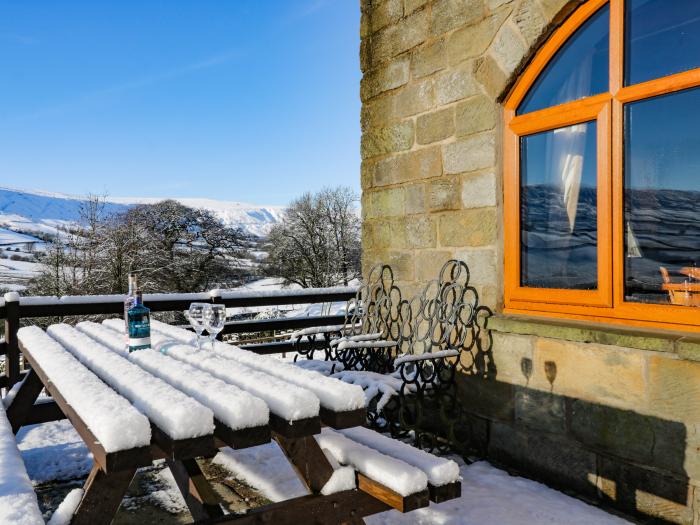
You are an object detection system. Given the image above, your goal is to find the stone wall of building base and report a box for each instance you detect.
[457,318,700,524]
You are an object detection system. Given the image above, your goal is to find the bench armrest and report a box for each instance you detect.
[393,349,459,367]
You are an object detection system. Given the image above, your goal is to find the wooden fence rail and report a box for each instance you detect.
[0,286,357,390]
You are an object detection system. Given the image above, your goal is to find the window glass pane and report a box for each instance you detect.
[624,88,700,307]
[625,0,700,86]
[520,122,598,289]
[518,6,609,115]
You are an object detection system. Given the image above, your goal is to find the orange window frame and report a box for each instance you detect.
[503,0,700,332]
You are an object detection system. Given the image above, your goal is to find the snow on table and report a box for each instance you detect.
[146,319,366,413]
[100,321,318,422]
[76,321,269,430]
[17,326,151,453]
[338,427,459,487]
[316,428,427,497]
[0,401,45,525]
[46,324,214,440]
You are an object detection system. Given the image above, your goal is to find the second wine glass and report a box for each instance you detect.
[204,304,227,350]
[186,302,208,351]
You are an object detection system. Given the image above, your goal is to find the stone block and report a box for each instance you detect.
[597,456,693,525]
[374,146,442,185]
[454,246,498,287]
[431,0,486,36]
[415,249,454,281]
[361,160,375,190]
[487,0,514,8]
[384,250,415,281]
[435,63,480,105]
[456,374,515,421]
[447,8,510,65]
[394,8,430,55]
[411,39,446,78]
[490,332,535,386]
[647,355,700,424]
[442,131,496,174]
[368,187,405,218]
[362,220,392,251]
[488,421,599,499]
[514,0,547,45]
[461,170,498,208]
[428,178,460,211]
[369,25,398,65]
[438,207,498,247]
[474,53,508,99]
[361,94,396,132]
[404,0,429,15]
[532,338,647,410]
[394,77,435,118]
[514,387,567,435]
[370,0,403,33]
[490,22,527,77]
[417,107,454,145]
[537,0,571,20]
[455,95,497,136]
[570,399,687,476]
[361,121,414,159]
[405,214,437,248]
[405,183,426,214]
[677,336,700,362]
[361,57,410,101]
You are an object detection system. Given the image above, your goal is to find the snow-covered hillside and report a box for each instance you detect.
[0,186,284,239]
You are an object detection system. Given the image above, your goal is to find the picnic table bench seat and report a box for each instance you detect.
[0,399,44,525]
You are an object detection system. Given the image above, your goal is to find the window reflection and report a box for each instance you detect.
[520,122,598,289]
[624,88,700,307]
[625,0,700,86]
[518,6,609,115]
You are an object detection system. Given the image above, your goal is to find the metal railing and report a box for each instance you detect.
[0,286,357,389]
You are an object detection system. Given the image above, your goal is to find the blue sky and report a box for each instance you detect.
[0,1,361,205]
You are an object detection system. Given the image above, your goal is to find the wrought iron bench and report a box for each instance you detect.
[292,260,492,454]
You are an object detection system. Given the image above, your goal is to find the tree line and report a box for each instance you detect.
[28,186,361,296]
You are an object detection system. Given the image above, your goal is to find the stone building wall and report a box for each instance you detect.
[359,0,700,523]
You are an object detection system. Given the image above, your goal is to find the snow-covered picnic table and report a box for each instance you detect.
[4,320,462,525]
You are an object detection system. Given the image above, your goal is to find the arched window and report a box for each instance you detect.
[504,0,700,331]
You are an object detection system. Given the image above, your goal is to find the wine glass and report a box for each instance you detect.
[186,303,207,351]
[204,304,227,350]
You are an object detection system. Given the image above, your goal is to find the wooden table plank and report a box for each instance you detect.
[214,420,270,450]
[269,414,321,438]
[357,473,430,513]
[275,435,335,494]
[6,368,44,433]
[72,465,137,525]
[319,407,366,429]
[167,458,225,521]
[19,340,152,473]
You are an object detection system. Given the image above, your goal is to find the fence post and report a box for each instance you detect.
[3,293,20,388]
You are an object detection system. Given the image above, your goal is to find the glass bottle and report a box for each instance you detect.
[128,290,151,352]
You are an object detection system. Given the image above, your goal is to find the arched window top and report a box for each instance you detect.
[518,4,609,115]
[503,0,700,332]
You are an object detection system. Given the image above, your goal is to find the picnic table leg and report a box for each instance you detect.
[72,465,136,525]
[275,434,335,494]
[6,368,44,433]
[166,458,224,521]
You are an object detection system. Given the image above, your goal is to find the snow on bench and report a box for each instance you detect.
[338,426,459,487]
[393,349,460,366]
[46,324,214,440]
[76,322,269,431]
[335,339,397,351]
[101,320,319,423]
[315,428,427,497]
[146,320,366,413]
[331,370,411,411]
[17,326,151,453]
[289,324,346,338]
[293,359,344,375]
[329,332,383,347]
[0,398,46,525]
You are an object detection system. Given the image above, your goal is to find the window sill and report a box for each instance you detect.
[488,313,700,361]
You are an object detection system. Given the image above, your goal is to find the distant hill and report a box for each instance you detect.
[0,187,285,238]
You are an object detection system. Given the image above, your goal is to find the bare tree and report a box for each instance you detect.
[264,187,361,288]
[28,198,251,296]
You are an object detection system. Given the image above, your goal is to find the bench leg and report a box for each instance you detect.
[275,434,336,494]
[166,458,224,521]
[6,369,44,433]
[72,465,136,525]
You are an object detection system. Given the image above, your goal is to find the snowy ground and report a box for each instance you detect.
[16,420,632,524]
